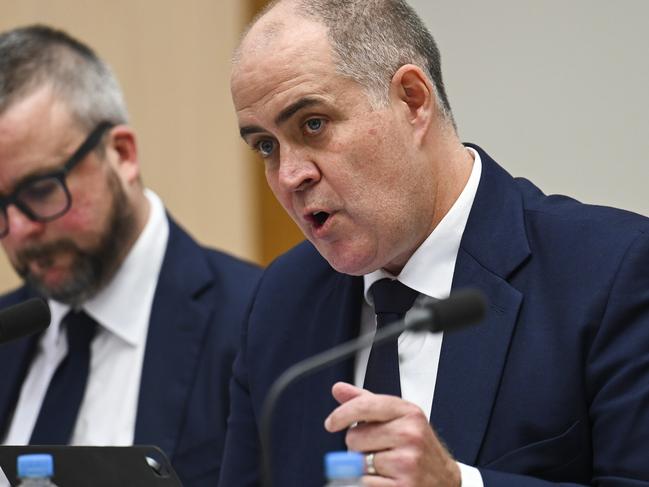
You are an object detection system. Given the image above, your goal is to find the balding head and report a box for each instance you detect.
[235,0,454,125]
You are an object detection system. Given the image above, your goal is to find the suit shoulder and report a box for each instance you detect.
[167,215,261,285]
[512,178,649,271]
[247,240,346,324]
[203,247,262,281]
[0,287,34,308]
[516,177,649,239]
[263,240,333,285]
[192,248,262,309]
[471,146,649,237]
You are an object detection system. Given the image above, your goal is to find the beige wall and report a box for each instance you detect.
[0,0,259,293]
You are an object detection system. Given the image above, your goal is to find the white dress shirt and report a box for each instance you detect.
[357,147,484,486]
[3,189,169,446]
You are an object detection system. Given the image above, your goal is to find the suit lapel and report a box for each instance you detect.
[430,147,530,465]
[133,218,214,457]
[431,251,522,464]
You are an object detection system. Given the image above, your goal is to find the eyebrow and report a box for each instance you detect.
[274,97,321,125]
[238,96,323,140]
[0,167,56,199]
[0,159,69,198]
[240,125,265,139]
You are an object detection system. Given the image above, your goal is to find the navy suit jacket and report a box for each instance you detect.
[219,146,649,486]
[0,217,261,487]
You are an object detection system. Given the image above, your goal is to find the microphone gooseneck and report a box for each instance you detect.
[259,288,487,487]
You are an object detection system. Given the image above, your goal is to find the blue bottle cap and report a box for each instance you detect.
[325,451,364,479]
[17,454,54,478]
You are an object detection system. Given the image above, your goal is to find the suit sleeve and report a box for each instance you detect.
[479,230,649,486]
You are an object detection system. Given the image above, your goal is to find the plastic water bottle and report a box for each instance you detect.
[16,454,59,487]
[324,451,365,487]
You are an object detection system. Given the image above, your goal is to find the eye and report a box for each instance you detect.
[304,118,326,135]
[255,139,276,158]
[19,178,60,202]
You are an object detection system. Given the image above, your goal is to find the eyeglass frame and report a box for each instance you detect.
[0,121,115,238]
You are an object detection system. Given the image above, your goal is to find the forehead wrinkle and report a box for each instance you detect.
[232,12,364,136]
[238,95,328,142]
[233,71,329,125]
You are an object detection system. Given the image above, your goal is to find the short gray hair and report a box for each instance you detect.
[251,0,454,126]
[0,24,128,130]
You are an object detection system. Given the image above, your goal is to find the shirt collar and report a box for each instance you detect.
[363,147,482,304]
[47,189,169,346]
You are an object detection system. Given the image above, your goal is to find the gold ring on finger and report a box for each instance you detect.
[365,452,377,475]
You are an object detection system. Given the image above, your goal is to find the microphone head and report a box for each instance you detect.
[0,297,51,345]
[409,289,487,333]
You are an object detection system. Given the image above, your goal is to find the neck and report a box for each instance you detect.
[381,143,473,277]
[112,188,151,274]
[427,125,474,229]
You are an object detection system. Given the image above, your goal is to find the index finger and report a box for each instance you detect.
[324,389,420,432]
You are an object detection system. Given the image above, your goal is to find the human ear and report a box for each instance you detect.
[389,64,435,136]
[105,125,140,185]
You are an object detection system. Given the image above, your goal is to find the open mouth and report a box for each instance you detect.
[311,211,330,229]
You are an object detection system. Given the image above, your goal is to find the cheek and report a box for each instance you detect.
[55,208,93,234]
[265,169,294,213]
[67,194,99,226]
[57,187,111,239]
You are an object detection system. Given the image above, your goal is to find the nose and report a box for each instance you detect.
[4,204,45,241]
[276,147,321,193]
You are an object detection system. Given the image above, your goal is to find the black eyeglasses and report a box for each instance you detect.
[0,121,114,238]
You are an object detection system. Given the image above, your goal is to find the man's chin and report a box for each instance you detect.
[20,266,88,305]
[20,258,64,283]
[318,246,378,276]
[15,249,73,283]
[24,272,72,298]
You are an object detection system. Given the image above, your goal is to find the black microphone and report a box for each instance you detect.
[260,288,487,487]
[0,297,51,345]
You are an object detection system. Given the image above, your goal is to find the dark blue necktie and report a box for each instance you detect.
[30,310,98,445]
[363,279,419,396]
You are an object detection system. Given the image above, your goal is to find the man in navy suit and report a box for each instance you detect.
[0,25,260,486]
[222,0,649,485]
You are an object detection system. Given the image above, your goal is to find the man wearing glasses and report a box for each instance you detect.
[0,25,261,486]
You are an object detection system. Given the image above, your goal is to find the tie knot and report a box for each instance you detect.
[64,310,98,351]
[371,278,419,315]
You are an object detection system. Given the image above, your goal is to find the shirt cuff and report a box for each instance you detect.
[458,462,483,487]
